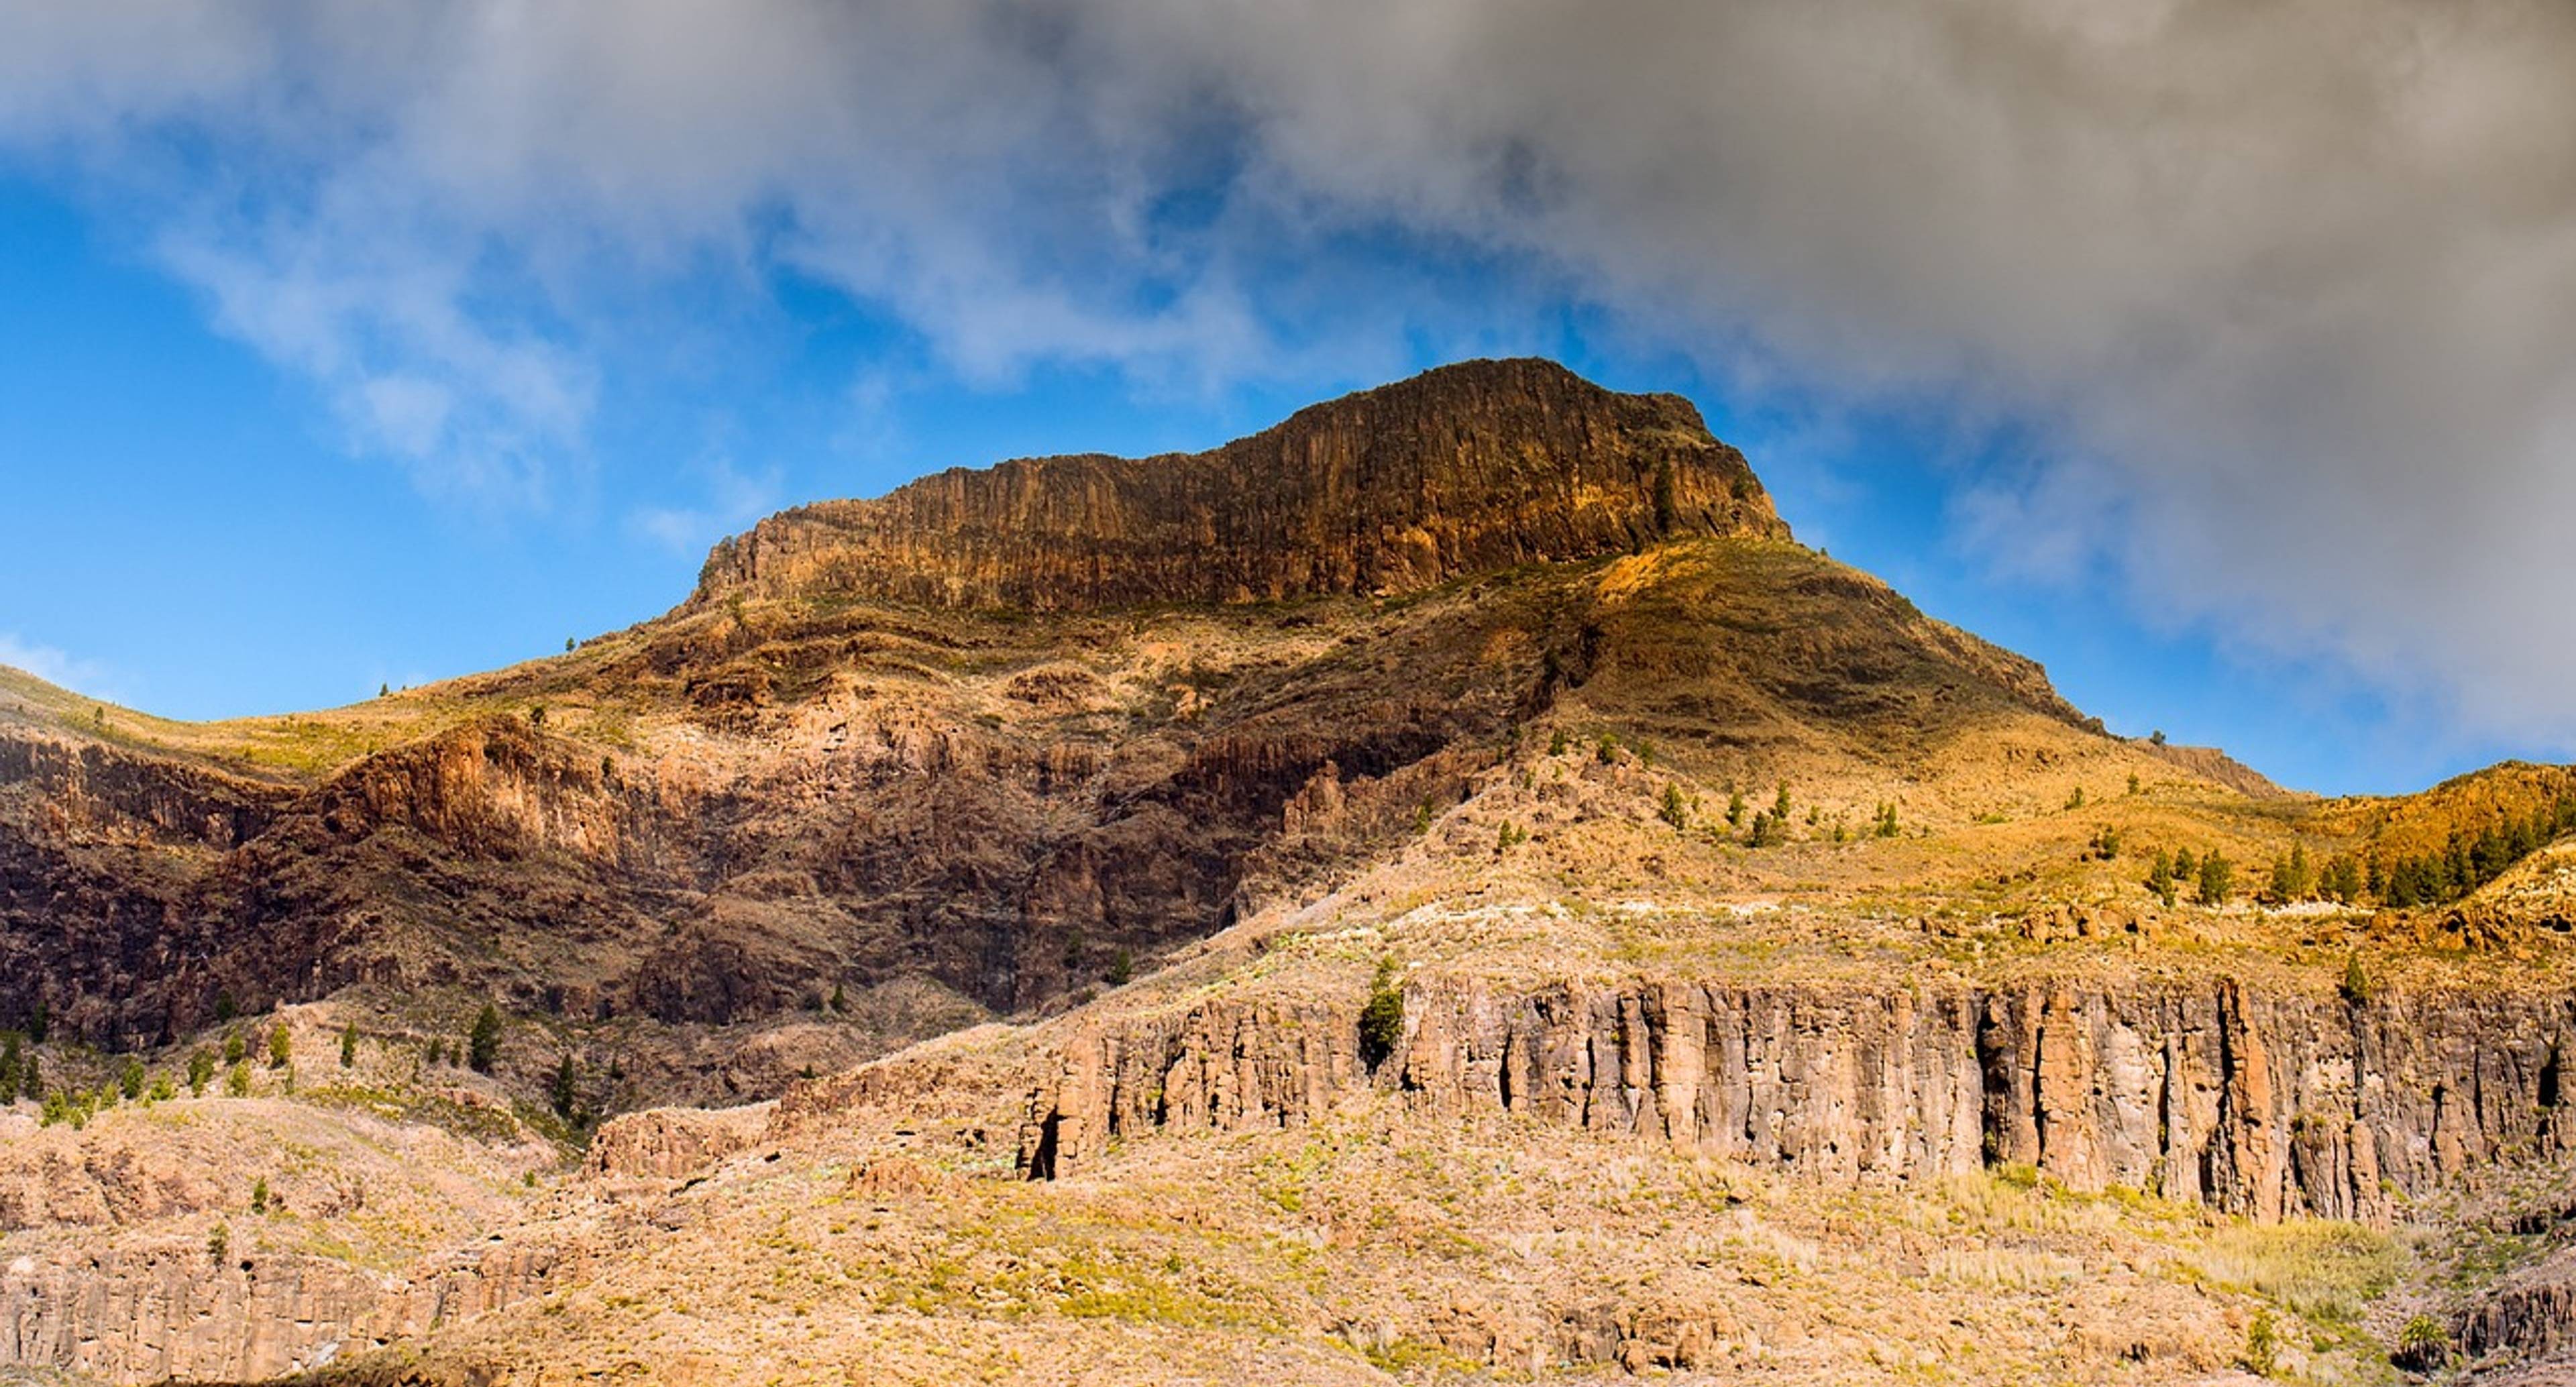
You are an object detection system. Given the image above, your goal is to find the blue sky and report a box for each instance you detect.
[1,165,2510,797]
[3,3,2571,797]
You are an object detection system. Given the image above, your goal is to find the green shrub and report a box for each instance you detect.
[2244,1305,2279,1376]
[2394,1313,2448,1370]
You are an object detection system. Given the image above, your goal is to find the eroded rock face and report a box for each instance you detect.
[1020,975,2576,1222]
[580,1105,764,1182]
[0,1245,394,1383]
[0,1235,588,1384]
[690,358,1788,612]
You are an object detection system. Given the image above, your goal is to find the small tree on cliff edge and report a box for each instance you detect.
[468,1003,502,1074]
[1358,960,1404,1070]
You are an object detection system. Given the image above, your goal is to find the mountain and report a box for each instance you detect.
[2,360,2574,1385]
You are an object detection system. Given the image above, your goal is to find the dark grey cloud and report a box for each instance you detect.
[5,0,2575,741]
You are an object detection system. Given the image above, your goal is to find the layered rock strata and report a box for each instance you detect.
[1021,977,2575,1223]
[690,358,1788,612]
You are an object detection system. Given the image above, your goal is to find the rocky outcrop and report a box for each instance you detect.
[581,1104,764,1182]
[0,1230,588,1384]
[2461,1247,2576,1365]
[1020,975,2576,1221]
[0,1244,396,1382]
[690,359,1788,613]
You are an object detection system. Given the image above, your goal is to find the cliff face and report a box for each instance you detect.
[690,359,1787,612]
[1020,975,2573,1223]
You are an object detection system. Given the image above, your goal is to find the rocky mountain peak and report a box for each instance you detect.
[688,357,1789,612]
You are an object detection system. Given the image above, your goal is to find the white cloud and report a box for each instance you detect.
[0,632,122,703]
[5,0,2576,745]
[629,455,785,557]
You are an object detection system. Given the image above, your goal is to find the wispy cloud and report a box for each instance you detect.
[0,632,123,703]
[628,455,784,557]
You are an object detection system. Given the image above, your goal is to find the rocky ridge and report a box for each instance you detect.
[689,358,1788,612]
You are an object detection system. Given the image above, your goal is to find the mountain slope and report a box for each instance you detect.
[4,359,2574,1385]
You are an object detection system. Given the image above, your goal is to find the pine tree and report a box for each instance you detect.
[187,1048,215,1095]
[2147,850,2177,906]
[2198,850,2234,905]
[1358,959,1405,1069]
[468,1003,502,1073]
[1772,783,1792,821]
[340,1021,359,1068]
[551,1052,579,1118]
[1725,787,1746,827]
[1660,783,1690,832]
[120,1056,145,1101]
[268,1024,292,1069]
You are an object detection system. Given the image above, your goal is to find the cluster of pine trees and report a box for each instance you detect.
[2145,846,2235,906]
[2134,795,2575,910]
[2373,797,2576,908]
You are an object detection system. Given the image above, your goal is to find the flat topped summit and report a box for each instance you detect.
[690,358,1789,612]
